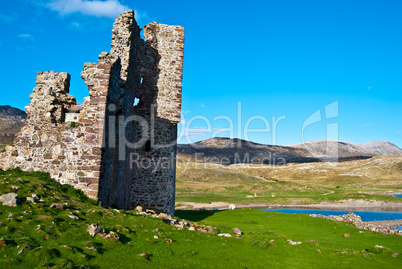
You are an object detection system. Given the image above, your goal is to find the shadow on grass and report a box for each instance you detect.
[175,210,218,222]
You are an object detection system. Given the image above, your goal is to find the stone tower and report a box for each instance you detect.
[0,10,184,215]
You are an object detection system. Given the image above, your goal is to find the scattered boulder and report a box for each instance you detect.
[86,224,104,236]
[287,239,302,245]
[50,203,67,210]
[343,234,350,238]
[174,224,184,230]
[233,227,242,236]
[229,204,236,210]
[158,213,169,219]
[0,193,18,207]
[165,238,173,244]
[135,205,143,212]
[139,253,149,259]
[0,238,6,249]
[26,197,35,204]
[218,233,232,237]
[11,186,20,190]
[17,244,30,255]
[68,213,79,220]
[103,231,119,240]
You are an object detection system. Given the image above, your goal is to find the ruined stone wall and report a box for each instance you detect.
[0,54,121,200]
[99,10,140,209]
[129,23,184,215]
[0,10,184,215]
[144,22,184,124]
[97,10,185,214]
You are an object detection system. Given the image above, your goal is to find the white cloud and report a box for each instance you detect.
[360,123,371,127]
[368,85,371,90]
[18,34,35,40]
[47,0,129,18]
[71,21,81,27]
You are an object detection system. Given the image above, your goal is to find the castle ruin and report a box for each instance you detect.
[0,10,184,215]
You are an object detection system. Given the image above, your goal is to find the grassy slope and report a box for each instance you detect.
[176,156,402,204]
[177,210,402,268]
[0,169,401,268]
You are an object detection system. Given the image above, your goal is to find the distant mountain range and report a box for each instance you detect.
[177,138,402,165]
[0,105,26,144]
[360,141,402,156]
[289,140,374,158]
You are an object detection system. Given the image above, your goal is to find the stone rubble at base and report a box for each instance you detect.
[310,212,402,235]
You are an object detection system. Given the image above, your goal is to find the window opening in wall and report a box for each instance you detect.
[145,140,151,152]
[133,97,140,107]
[140,76,144,84]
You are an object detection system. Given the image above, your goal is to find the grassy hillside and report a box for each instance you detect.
[0,168,401,268]
[176,156,402,204]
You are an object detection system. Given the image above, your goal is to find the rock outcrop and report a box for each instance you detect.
[310,212,402,235]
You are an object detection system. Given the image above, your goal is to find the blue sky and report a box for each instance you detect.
[0,0,401,147]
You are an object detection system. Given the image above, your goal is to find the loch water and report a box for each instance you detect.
[260,208,402,222]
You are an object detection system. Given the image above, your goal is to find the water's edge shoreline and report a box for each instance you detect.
[176,199,402,235]
[176,199,402,212]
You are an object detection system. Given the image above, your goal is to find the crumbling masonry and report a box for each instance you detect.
[0,10,184,215]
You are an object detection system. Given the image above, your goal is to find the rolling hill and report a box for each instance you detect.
[361,141,402,156]
[177,138,376,165]
[0,105,26,144]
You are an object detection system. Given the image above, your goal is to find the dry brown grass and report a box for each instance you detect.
[231,155,402,187]
[176,155,402,204]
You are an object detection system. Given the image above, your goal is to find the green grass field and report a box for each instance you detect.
[0,168,401,268]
